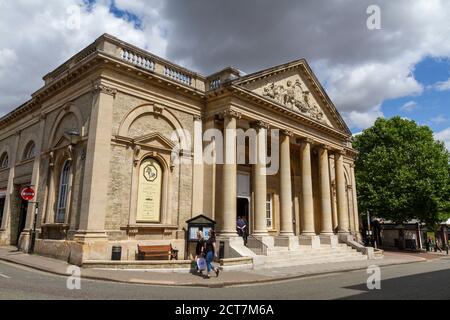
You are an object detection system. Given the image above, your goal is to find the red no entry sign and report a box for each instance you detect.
[20,187,35,201]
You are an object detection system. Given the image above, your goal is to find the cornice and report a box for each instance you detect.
[224,85,350,140]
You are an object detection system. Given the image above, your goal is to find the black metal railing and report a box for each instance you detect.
[246,235,268,256]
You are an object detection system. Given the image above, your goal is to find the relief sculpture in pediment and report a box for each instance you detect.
[262,79,325,122]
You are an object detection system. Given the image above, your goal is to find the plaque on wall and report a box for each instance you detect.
[136,158,162,222]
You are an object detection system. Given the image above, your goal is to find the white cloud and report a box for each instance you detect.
[342,105,384,130]
[2,0,450,134]
[432,78,450,91]
[401,101,418,112]
[0,0,167,115]
[435,127,450,151]
[321,56,424,115]
[430,115,448,124]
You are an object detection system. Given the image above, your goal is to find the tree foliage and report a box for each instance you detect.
[353,117,450,225]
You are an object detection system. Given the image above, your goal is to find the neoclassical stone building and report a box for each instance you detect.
[0,34,364,265]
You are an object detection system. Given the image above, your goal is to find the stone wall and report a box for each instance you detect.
[106,91,196,239]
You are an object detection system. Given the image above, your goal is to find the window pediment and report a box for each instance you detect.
[134,132,176,151]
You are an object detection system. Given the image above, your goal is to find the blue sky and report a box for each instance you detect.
[0,0,449,149]
[382,57,450,135]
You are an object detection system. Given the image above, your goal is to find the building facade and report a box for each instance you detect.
[0,34,361,265]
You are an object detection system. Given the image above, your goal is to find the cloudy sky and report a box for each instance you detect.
[0,0,449,149]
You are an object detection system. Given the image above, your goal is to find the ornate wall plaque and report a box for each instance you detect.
[136,158,162,222]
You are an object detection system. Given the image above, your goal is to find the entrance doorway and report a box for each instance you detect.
[16,199,28,245]
[237,197,249,223]
[237,197,250,244]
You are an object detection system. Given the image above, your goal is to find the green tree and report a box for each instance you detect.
[353,117,450,226]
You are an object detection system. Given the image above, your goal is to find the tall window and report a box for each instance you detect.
[23,141,36,160]
[266,194,273,229]
[0,152,8,168]
[56,160,71,223]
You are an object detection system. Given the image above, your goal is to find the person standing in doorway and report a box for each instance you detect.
[242,216,248,246]
[237,216,245,237]
[205,229,220,278]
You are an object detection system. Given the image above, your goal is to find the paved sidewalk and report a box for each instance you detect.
[0,246,434,288]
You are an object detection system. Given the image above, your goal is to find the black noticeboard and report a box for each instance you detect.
[185,215,216,260]
[186,214,216,242]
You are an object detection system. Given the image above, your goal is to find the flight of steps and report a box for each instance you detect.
[253,243,368,269]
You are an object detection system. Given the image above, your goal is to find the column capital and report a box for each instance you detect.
[223,108,242,120]
[297,137,314,145]
[251,120,270,130]
[92,84,117,97]
[332,148,346,156]
[318,143,332,151]
[281,129,294,137]
[193,114,203,122]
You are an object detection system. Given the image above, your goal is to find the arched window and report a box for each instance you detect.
[23,141,36,160]
[0,152,9,168]
[56,160,71,223]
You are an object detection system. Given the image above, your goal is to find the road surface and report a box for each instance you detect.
[0,258,449,300]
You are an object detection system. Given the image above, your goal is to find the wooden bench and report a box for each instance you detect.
[137,244,178,260]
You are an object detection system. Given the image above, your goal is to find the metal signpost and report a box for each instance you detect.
[20,186,38,254]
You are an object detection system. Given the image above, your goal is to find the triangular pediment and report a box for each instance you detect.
[233,60,350,134]
[134,132,175,150]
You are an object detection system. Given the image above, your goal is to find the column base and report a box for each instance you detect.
[0,229,8,246]
[252,235,274,248]
[216,236,245,259]
[320,234,338,248]
[338,232,354,243]
[299,235,320,249]
[18,230,32,252]
[274,235,298,250]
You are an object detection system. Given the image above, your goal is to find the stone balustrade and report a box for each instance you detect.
[209,77,221,90]
[163,66,192,86]
[121,49,155,71]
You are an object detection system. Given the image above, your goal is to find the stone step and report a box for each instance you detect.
[263,251,366,261]
[262,252,365,264]
[260,255,368,269]
[265,247,357,258]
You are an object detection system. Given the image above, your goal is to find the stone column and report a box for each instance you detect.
[19,115,47,251]
[191,115,204,216]
[335,150,349,235]
[76,84,116,243]
[275,130,297,249]
[298,138,320,248]
[300,139,315,236]
[279,130,294,236]
[219,109,240,237]
[252,121,269,238]
[351,163,361,241]
[0,132,20,245]
[319,145,337,247]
